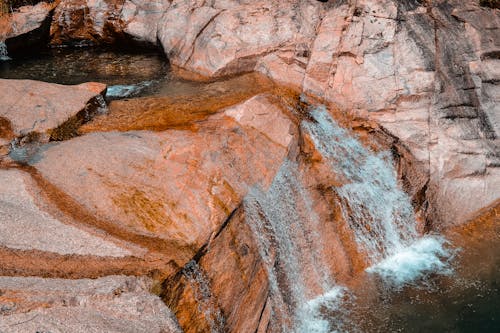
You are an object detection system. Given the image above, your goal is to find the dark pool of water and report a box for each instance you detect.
[0,47,169,87]
[345,217,500,333]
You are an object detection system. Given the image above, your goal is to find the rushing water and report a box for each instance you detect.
[244,107,456,332]
[302,107,452,286]
[245,160,346,333]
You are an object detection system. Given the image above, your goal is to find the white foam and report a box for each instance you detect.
[297,287,346,333]
[367,236,453,286]
[302,107,453,287]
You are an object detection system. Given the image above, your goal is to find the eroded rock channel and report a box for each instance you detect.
[0,0,499,332]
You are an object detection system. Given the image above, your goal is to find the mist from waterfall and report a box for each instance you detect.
[302,106,452,285]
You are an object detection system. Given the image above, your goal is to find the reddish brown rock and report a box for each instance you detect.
[29,94,295,267]
[50,0,126,46]
[159,1,323,78]
[163,208,271,333]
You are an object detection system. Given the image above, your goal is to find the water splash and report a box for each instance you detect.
[367,236,453,286]
[301,107,452,286]
[93,94,108,115]
[0,41,11,61]
[245,160,345,333]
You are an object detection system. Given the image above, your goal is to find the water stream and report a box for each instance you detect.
[302,107,452,286]
[244,107,455,332]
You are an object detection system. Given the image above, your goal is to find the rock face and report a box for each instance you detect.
[0,168,130,256]
[0,79,106,145]
[0,275,181,333]
[27,94,294,261]
[46,0,500,227]
[0,2,55,56]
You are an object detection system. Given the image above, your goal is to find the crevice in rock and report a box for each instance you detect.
[183,9,225,67]
[0,245,177,279]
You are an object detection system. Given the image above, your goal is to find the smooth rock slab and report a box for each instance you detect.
[0,79,106,141]
[30,94,295,263]
[0,168,130,257]
[0,275,181,333]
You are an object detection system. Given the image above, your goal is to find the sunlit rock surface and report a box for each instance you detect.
[0,275,182,333]
[0,79,106,143]
[0,168,130,257]
[1,0,499,331]
[0,89,298,330]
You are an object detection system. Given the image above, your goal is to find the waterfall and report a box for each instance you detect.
[244,107,452,331]
[0,41,10,61]
[245,160,346,333]
[301,106,452,285]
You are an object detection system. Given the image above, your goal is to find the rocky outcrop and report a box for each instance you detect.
[0,2,55,56]
[45,0,500,227]
[0,79,106,148]
[0,82,301,330]
[0,275,181,333]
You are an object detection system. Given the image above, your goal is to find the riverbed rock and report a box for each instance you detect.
[0,79,106,143]
[0,275,181,333]
[0,168,131,257]
[50,0,126,46]
[158,1,323,78]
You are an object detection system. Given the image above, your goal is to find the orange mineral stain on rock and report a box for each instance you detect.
[79,73,278,133]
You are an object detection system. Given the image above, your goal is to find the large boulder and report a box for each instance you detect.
[27,93,296,268]
[0,79,106,146]
[0,275,181,333]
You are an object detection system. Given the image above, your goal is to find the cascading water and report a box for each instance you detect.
[301,106,452,285]
[0,41,10,61]
[245,160,346,333]
[244,105,452,332]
